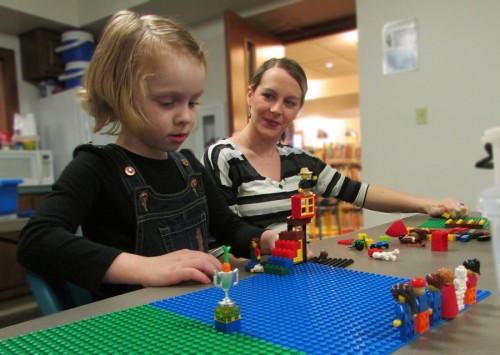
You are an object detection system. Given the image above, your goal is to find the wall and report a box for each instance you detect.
[357,0,500,227]
[0,0,146,26]
[6,1,498,229]
[182,19,229,157]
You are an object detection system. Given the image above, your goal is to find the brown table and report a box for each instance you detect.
[0,214,498,354]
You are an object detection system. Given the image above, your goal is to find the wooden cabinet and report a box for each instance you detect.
[17,193,47,213]
[19,28,64,83]
[0,48,20,136]
[0,191,48,301]
[0,227,30,302]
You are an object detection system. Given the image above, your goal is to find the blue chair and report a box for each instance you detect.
[25,271,94,316]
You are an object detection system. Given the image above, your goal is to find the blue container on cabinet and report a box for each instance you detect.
[0,179,23,215]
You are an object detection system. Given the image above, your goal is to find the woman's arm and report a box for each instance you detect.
[363,185,469,217]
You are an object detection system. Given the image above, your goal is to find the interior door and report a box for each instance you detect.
[224,11,284,134]
[0,48,20,136]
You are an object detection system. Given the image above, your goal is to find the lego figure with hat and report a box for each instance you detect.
[410,277,431,334]
[298,167,317,196]
[425,272,444,326]
[391,282,417,342]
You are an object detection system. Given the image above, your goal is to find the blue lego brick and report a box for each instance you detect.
[457,234,471,242]
[215,318,241,333]
[244,259,260,272]
[151,263,490,355]
[267,255,294,268]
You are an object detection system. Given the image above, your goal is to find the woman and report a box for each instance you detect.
[204,58,469,231]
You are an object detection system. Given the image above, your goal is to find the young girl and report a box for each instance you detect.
[17,10,276,300]
[204,57,470,232]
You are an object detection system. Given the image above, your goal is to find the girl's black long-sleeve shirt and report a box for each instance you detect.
[17,145,264,299]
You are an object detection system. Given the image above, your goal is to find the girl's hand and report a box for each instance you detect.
[104,249,222,287]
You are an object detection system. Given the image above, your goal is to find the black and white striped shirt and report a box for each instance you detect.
[204,139,369,230]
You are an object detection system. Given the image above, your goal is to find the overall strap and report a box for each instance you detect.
[74,144,148,194]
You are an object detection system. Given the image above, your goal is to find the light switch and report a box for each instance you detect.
[416,107,428,125]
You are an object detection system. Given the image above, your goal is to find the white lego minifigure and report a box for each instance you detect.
[372,248,400,261]
[454,265,467,310]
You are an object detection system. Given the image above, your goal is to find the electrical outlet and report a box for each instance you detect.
[416,107,428,125]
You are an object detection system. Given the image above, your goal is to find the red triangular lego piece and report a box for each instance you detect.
[385,220,407,237]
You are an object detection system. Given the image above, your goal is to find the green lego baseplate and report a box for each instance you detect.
[418,217,489,230]
[0,305,302,354]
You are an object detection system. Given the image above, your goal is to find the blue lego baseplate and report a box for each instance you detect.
[151,263,490,355]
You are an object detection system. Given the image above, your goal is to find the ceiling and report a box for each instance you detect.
[0,0,358,83]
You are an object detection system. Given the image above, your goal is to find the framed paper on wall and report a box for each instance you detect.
[382,18,419,75]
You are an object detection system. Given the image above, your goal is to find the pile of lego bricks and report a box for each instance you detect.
[418,217,489,230]
[0,263,490,355]
[418,217,490,242]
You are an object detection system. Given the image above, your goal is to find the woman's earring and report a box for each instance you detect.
[247,107,252,119]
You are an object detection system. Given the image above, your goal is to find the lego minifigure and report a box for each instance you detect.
[297,167,317,196]
[463,258,481,305]
[438,268,459,319]
[289,169,316,262]
[410,277,431,334]
[399,229,426,247]
[213,246,241,333]
[391,283,417,342]
[370,248,400,261]
[454,265,468,311]
[245,238,263,273]
[425,272,444,326]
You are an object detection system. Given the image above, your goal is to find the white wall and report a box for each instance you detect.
[357,0,500,227]
[182,19,229,157]
[0,0,146,26]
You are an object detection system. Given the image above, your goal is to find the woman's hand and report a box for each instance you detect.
[104,249,222,287]
[260,230,314,259]
[259,230,279,255]
[426,198,469,218]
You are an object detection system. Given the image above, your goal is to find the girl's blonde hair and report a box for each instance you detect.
[80,10,206,134]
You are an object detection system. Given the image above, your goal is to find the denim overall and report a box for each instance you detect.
[82,144,209,257]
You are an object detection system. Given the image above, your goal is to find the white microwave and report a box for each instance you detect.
[0,150,54,186]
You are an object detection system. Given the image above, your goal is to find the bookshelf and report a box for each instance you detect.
[313,142,363,235]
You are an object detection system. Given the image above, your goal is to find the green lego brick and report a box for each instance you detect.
[0,305,303,354]
[263,264,291,276]
[214,305,241,323]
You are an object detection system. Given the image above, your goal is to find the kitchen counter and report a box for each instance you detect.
[18,185,52,195]
[0,216,28,235]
